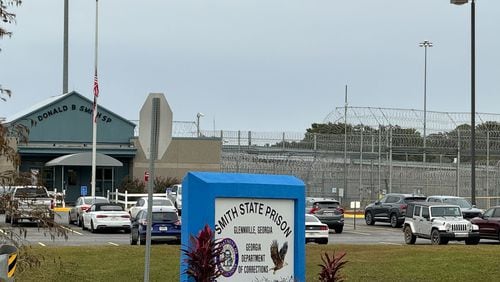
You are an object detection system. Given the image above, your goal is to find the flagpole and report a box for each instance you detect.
[91,0,99,199]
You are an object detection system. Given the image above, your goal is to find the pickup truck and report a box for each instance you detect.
[5,186,54,225]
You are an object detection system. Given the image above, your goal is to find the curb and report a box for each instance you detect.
[53,207,70,212]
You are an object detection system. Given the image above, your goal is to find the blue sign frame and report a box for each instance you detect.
[180,171,305,281]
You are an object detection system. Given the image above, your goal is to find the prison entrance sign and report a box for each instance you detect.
[180,172,305,282]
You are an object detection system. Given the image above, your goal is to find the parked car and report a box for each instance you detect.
[128,197,175,219]
[167,184,182,215]
[426,195,483,220]
[470,206,500,241]
[306,197,344,233]
[305,214,329,244]
[130,206,181,245]
[82,203,131,233]
[364,193,427,228]
[5,186,54,225]
[68,196,109,227]
[403,202,480,245]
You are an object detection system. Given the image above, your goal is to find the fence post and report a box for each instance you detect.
[282,132,285,150]
[486,130,490,208]
[237,130,241,173]
[456,130,461,197]
[389,126,393,193]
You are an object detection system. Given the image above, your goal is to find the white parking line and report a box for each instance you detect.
[108,242,119,246]
[38,242,46,247]
[343,231,371,236]
[62,226,83,235]
[379,242,402,246]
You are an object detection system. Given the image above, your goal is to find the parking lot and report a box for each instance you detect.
[1,212,496,247]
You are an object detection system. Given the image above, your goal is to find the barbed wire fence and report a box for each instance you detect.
[199,107,500,209]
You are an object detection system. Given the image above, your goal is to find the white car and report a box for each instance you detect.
[69,196,109,227]
[128,197,175,219]
[82,203,131,233]
[167,184,182,215]
[305,214,329,244]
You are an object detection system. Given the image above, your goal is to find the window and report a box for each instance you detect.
[492,208,500,217]
[414,206,421,217]
[97,205,123,212]
[152,212,178,222]
[386,196,399,203]
[422,207,429,219]
[483,208,493,218]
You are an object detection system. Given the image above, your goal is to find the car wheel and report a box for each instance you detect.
[140,237,146,245]
[68,212,73,225]
[465,238,479,245]
[365,211,375,225]
[390,213,401,228]
[431,229,442,245]
[130,230,138,245]
[404,225,416,244]
[91,221,96,233]
[334,226,343,234]
[319,238,328,245]
[124,228,131,234]
[5,214,10,223]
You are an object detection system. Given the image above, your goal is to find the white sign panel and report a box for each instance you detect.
[350,201,360,209]
[215,198,294,281]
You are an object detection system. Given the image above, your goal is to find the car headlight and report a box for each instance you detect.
[445,223,451,231]
[472,224,479,231]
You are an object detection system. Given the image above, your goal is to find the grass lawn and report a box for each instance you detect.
[15,244,499,281]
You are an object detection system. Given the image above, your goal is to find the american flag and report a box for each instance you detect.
[93,71,99,123]
[93,71,99,98]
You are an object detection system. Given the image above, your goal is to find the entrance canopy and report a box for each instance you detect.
[46,152,123,167]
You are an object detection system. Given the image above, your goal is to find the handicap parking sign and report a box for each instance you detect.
[81,185,87,196]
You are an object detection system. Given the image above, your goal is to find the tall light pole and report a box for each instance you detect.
[451,0,476,205]
[419,40,433,164]
[196,112,204,137]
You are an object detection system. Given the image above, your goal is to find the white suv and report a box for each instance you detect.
[403,202,480,245]
[426,195,483,220]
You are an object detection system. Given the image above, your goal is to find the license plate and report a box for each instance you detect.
[159,226,168,231]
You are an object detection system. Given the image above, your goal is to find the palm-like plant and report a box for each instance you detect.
[182,224,223,282]
[318,250,348,282]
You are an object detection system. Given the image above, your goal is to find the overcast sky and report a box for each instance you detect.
[1,0,499,133]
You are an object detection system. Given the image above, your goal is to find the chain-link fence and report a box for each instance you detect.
[202,107,500,210]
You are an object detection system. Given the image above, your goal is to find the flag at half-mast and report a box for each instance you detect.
[93,70,99,123]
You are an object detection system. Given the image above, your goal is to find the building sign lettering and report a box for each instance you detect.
[36,103,113,123]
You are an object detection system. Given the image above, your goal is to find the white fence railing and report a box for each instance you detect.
[107,189,170,210]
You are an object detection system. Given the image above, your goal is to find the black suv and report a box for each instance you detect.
[364,193,427,228]
[306,198,344,233]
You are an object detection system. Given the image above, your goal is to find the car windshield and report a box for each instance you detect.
[152,212,178,221]
[97,205,123,212]
[16,188,48,198]
[152,199,172,206]
[403,197,427,203]
[316,202,339,209]
[431,206,461,217]
[84,198,108,204]
[442,198,472,209]
[305,215,320,223]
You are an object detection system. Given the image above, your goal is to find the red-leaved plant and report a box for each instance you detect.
[182,224,223,282]
[318,250,348,282]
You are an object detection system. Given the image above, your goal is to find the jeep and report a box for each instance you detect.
[403,202,480,245]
